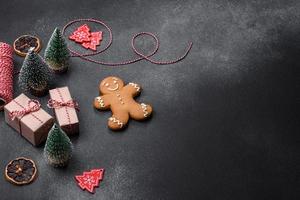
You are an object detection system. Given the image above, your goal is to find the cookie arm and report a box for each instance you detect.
[129,103,153,120]
[94,95,111,110]
[124,83,141,97]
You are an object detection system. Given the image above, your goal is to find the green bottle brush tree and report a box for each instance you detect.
[18,48,51,97]
[44,27,70,74]
[44,123,73,167]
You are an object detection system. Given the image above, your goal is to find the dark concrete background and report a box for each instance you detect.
[0,0,299,199]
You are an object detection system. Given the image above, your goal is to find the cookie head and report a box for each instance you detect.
[100,77,124,94]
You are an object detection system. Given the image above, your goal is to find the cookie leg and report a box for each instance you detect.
[129,103,153,121]
[108,111,129,131]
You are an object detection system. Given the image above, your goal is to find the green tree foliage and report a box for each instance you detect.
[44,124,72,167]
[44,28,70,72]
[18,48,50,96]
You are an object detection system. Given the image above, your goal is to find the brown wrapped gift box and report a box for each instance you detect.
[4,93,54,146]
[48,87,79,135]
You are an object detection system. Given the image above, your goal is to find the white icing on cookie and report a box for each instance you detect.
[141,103,148,117]
[129,83,140,92]
[102,79,120,91]
[96,97,105,107]
[107,84,119,91]
[116,93,125,105]
[109,117,123,128]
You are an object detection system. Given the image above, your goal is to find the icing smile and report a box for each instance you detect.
[103,78,120,91]
[107,84,119,91]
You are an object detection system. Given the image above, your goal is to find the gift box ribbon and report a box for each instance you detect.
[8,98,48,145]
[48,88,79,132]
[47,99,80,111]
[9,99,41,120]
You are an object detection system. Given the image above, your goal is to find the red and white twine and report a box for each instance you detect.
[47,99,79,111]
[9,99,42,121]
[62,18,193,66]
[0,42,13,110]
[49,88,74,125]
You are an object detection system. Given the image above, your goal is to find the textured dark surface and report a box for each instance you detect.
[0,0,299,199]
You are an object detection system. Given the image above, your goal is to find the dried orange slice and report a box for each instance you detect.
[5,157,38,185]
[13,35,41,57]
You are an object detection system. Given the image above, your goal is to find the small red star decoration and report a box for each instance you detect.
[69,24,102,51]
[75,169,104,193]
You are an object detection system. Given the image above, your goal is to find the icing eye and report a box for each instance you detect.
[113,80,117,84]
[105,83,109,87]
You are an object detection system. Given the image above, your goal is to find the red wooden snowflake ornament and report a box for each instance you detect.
[75,169,104,193]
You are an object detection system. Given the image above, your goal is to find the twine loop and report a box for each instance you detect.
[62,18,193,66]
[9,99,41,120]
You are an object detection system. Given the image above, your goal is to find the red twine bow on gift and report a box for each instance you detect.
[9,99,41,120]
[47,99,80,111]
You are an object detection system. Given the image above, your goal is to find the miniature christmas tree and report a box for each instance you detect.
[18,48,50,97]
[44,123,73,167]
[44,27,70,73]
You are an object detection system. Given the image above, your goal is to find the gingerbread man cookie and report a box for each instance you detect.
[93,76,153,130]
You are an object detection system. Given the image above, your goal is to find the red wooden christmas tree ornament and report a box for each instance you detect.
[69,24,103,51]
[77,24,90,32]
[82,31,102,51]
[75,169,104,193]
[69,24,91,43]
